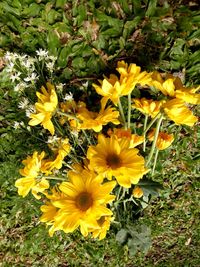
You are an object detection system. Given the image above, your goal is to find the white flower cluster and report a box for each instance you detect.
[4,51,38,92]
[36,49,57,73]
[4,49,57,92]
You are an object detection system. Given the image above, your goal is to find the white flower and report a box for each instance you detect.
[26,105,36,117]
[4,52,18,62]
[36,49,48,60]
[6,62,15,73]
[14,82,27,92]
[21,58,36,69]
[56,83,65,93]
[11,72,21,82]
[13,121,24,129]
[24,72,38,82]
[64,92,74,101]
[18,98,30,109]
[46,61,54,72]
[71,130,79,138]
[47,135,60,144]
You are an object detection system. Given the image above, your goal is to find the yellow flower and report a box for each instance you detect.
[40,187,67,236]
[29,82,58,135]
[15,151,49,198]
[175,87,200,105]
[148,129,174,150]
[93,61,152,105]
[163,99,198,126]
[116,60,152,89]
[93,74,121,105]
[132,186,143,198]
[42,138,71,173]
[108,128,144,148]
[77,104,120,132]
[90,216,114,240]
[152,72,200,104]
[132,98,164,118]
[41,170,116,237]
[87,134,148,188]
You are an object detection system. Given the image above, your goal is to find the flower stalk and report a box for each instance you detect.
[146,114,163,166]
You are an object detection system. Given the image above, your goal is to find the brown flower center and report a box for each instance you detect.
[106,153,122,169]
[75,192,93,211]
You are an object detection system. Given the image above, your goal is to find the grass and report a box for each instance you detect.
[0,0,200,266]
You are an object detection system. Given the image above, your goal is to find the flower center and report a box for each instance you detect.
[75,192,93,211]
[106,153,121,169]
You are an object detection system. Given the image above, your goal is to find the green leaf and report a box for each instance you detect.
[22,3,41,17]
[116,229,129,245]
[47,30,60,55]
[58,46,71,68]
[123,16,141,39]
[146,0,157,17]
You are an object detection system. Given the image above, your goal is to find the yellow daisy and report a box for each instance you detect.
[93,61,152,106]
[148,129,174,150]
[42,138,71,173]
[93,74,121,105]
[116,60,152,90]
[151,72,200,105]
[132,186,143,198]
[132,98,164,118]
[29,82,58,135]
[90,215,114,240]
[77,104,120,132]
[107,128,144,148]
[43,170,116,237]
[163,99,198,126]
[15,151,49,198]
[87,134,148,188]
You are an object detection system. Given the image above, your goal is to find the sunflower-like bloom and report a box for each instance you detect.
[132,98,164,118]
[151,72,200,105]
[163,99,198,126]
[116,60,152,89]
[40,171,116,237]
[87,134,148,188]
[15,151,49,199]
[42,138,71,173]
[93,61,152,105]
[93,74,121,105]
[132,186,143,198]
[29,82,58,135]
[148,129,174,150]
[77,104,120,132]
[175,87,200,105]
[107,128,144,148]
[90,215,114,240]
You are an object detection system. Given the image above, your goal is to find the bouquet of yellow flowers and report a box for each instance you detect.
[7,51,199,243]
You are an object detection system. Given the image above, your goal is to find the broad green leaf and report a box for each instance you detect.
[58,46,71,68]
[116,229,129,245]
[146,0,157,17]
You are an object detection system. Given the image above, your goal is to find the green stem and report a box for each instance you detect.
[152,149,159,175]
[143,115,148,152]
[127,93,132,129]
[57,110,79,121]
[144,113,161,134]
[44,176,67,181]
[82,129,92,145]
[146,114,163,166]
[118,98,127,129]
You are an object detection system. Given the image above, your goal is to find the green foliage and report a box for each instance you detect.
[0,0,199,83]
[116,225,151,256]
